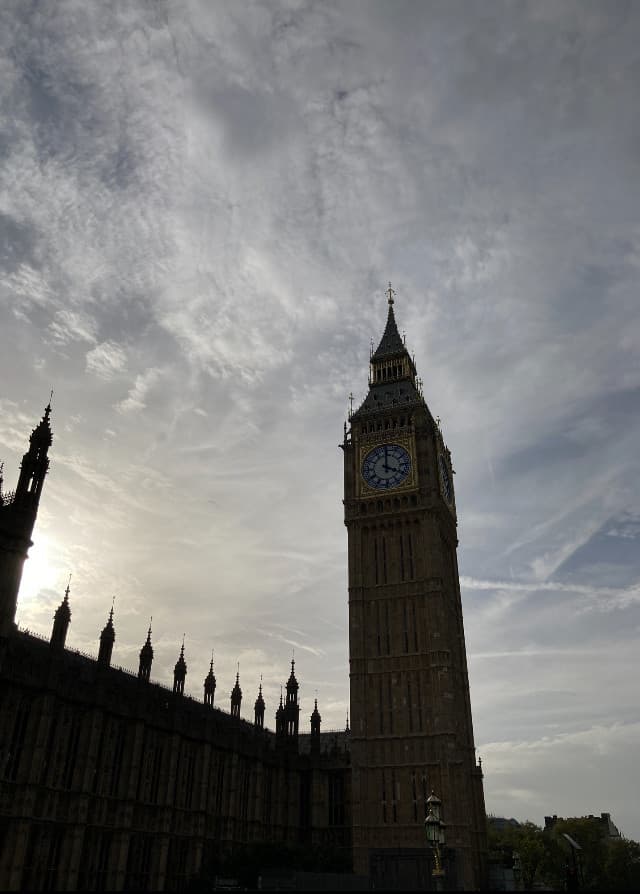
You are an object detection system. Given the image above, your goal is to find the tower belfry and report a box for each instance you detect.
[342,287,486,888]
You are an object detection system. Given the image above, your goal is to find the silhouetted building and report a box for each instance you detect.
[343,286,486,888]
[0,405,350,892]
[0,291,486,890]
[545,812,622,839]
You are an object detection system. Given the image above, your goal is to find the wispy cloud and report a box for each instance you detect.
[86,341,126,379]
[116,368,161,414]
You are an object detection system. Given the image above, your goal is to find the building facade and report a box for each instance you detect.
[0,627,350,891]
[0,291,486,890]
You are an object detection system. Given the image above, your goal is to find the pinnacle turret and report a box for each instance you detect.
[50,579,71,651]
[173,639,187,695]
[98,606,115,667]
[30,401,53,449]
[286,658,298,702]
[275,688,285,738]
[14,401,53,507]
[254,680,265,728]
[138,622,153,681]
[283,659,300,743]
[230,669,242,718]
[204,654,217,706]
[311,697,321,737]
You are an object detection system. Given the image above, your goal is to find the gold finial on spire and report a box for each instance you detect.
[386,282,395,306]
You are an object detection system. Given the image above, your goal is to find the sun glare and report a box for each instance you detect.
[19,535,60,608]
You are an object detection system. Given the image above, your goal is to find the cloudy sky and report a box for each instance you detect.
[1,0,639,839]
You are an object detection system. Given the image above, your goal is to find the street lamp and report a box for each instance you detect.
[425,791,446,890]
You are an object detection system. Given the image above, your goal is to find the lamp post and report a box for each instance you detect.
[425,791,446,891]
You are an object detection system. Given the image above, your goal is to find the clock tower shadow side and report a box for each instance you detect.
[342,292,488,890]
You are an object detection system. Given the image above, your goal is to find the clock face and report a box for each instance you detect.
[439,454,453,502]
[361,444,411,490]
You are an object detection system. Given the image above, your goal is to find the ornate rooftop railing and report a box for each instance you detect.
[15,625,347,737]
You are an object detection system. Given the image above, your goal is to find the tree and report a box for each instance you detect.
[548,820,640,892]
[488,819,556,889]
[488,814,640,892]
[604,837,640,891]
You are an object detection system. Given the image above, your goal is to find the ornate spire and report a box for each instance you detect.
[58,576,71,620]
[311,697,321,740]
[254,676,265,728]
[138,619,153,682]
[230,665,242,718]
[173,637,186,694]
[371,282,406,361]
[275,686,285,737]
[14,400,54,509]
[386,282,395,306]
[204,652,216,706]
[30,398,53,449]
[286,657,298,700]
[283,659,300,744]
[98,603,115,667]
[50,576,71,651]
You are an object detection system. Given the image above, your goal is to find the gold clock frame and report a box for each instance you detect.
[357,431,418,498]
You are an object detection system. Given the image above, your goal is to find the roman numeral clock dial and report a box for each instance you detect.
[361,443,411,490]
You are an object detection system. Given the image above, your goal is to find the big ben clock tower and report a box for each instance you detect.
[342,287,487,889]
